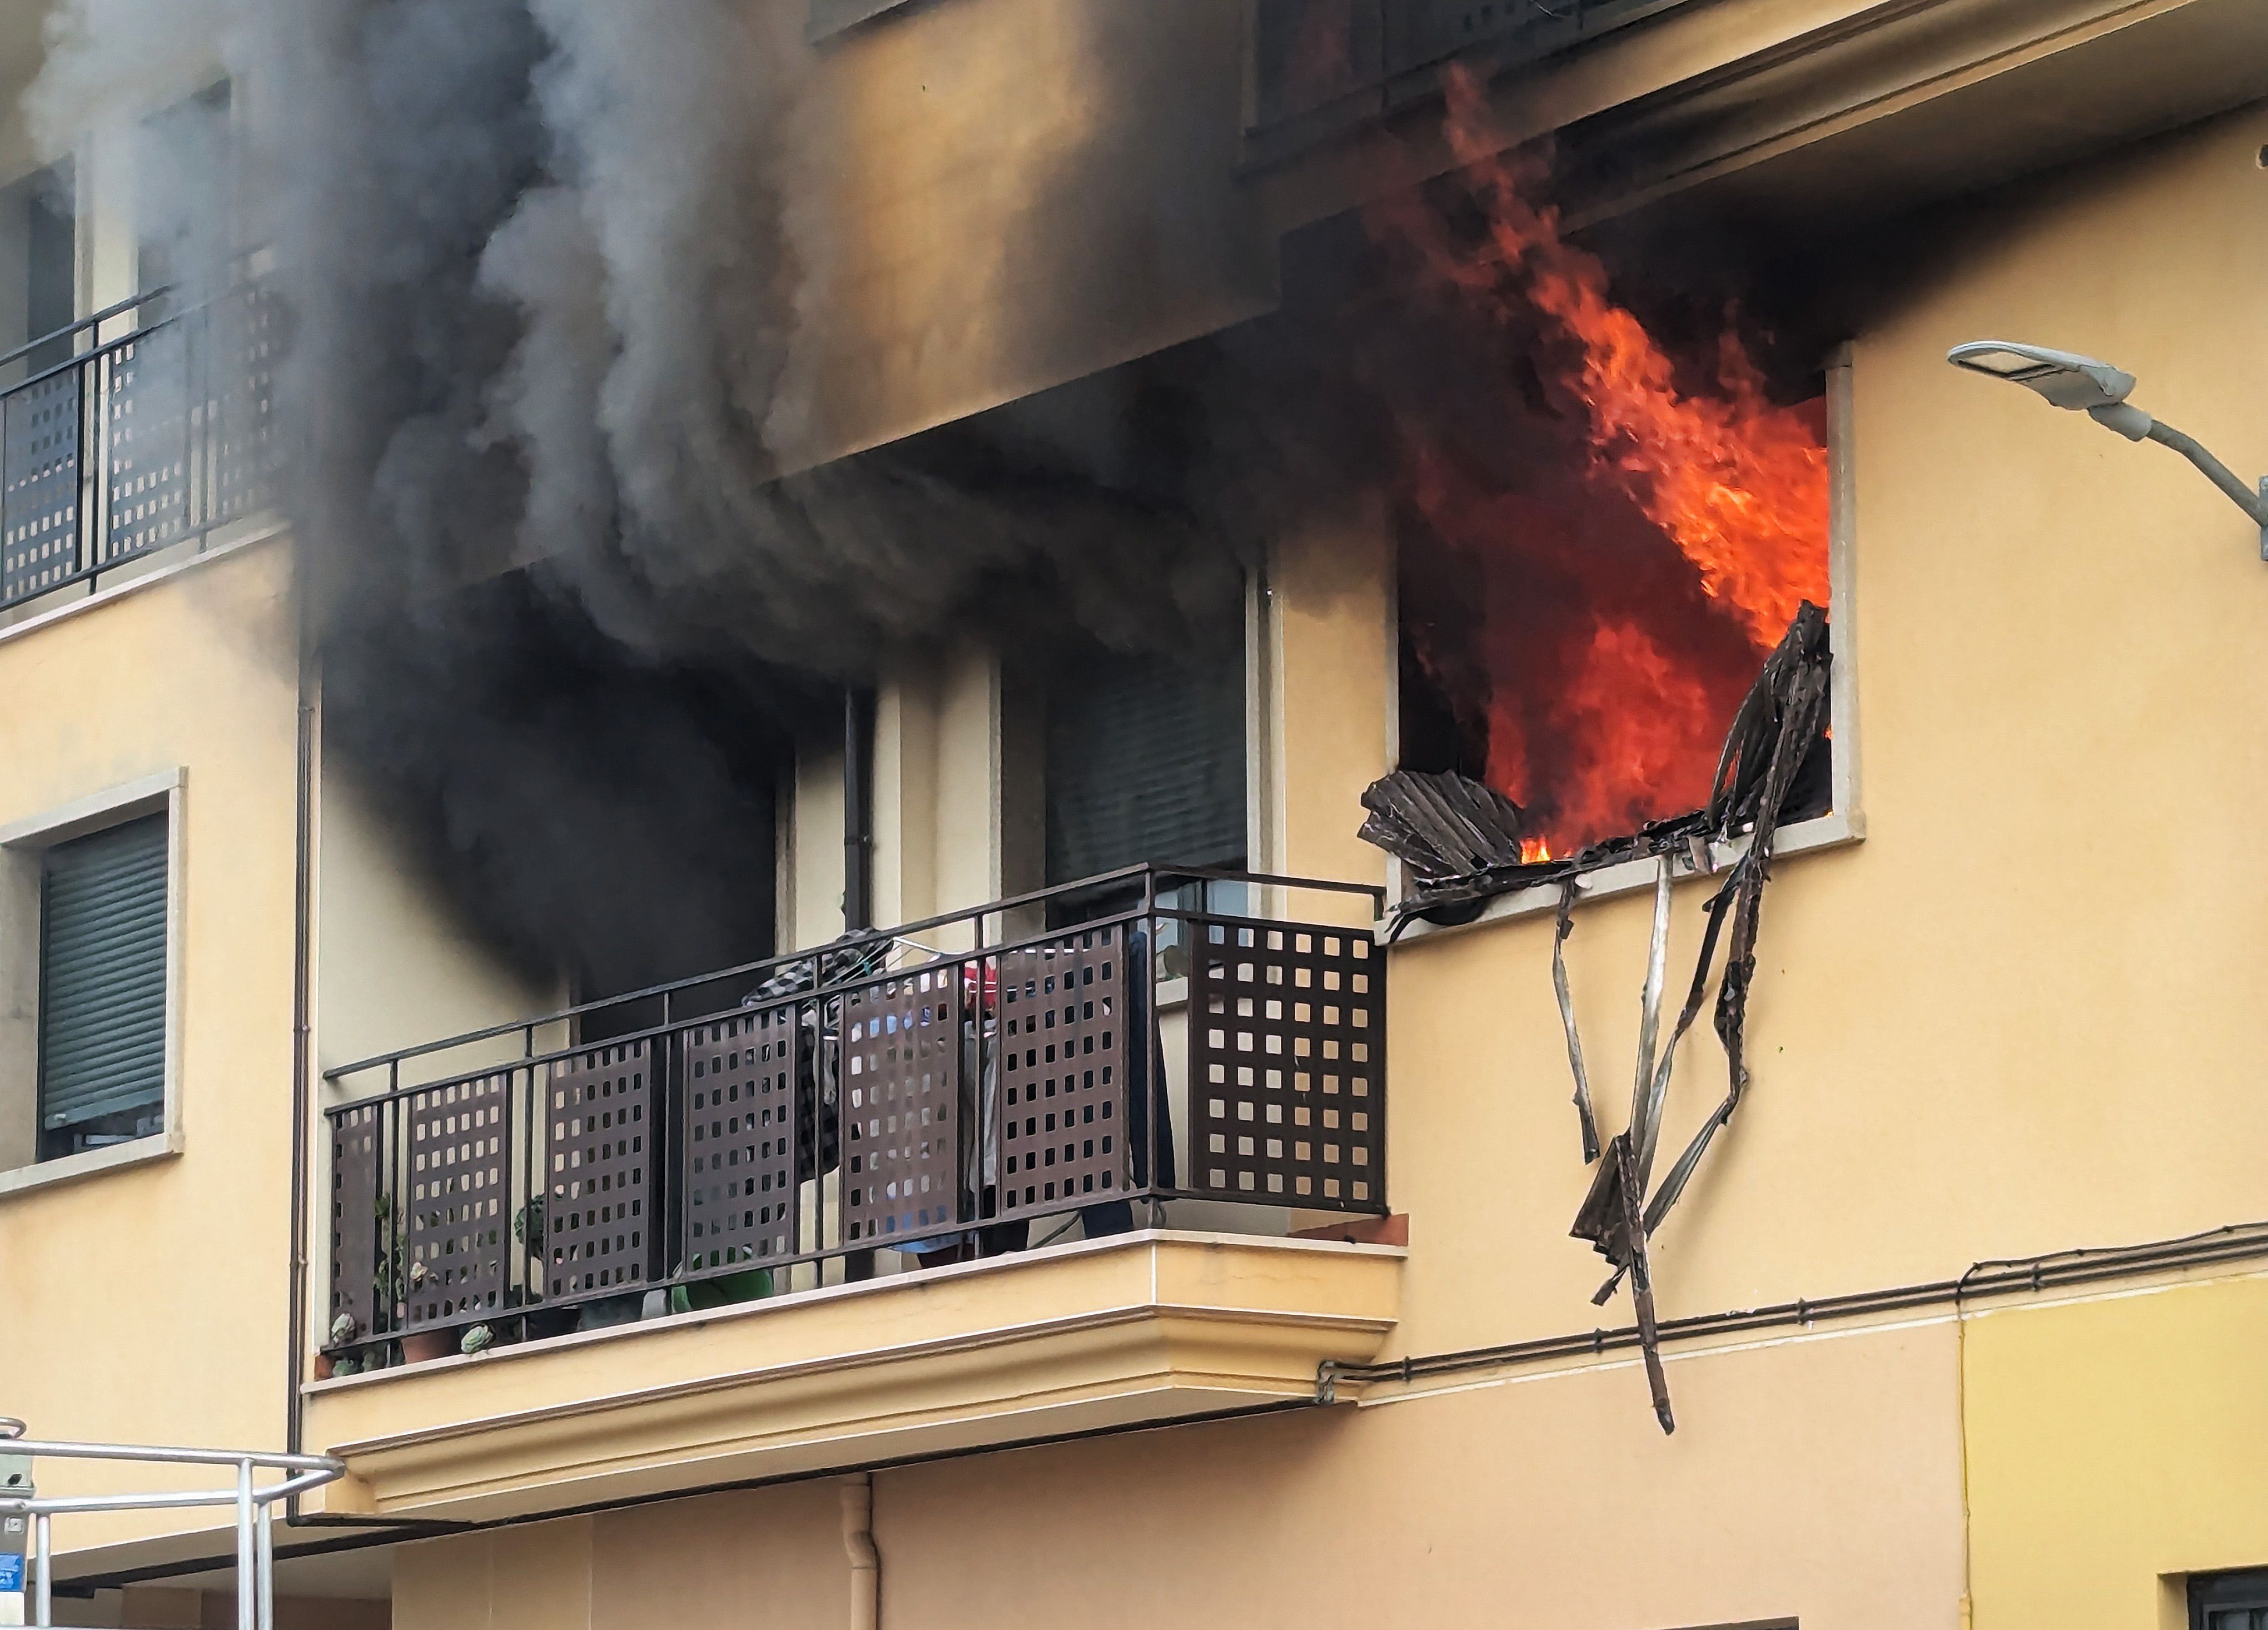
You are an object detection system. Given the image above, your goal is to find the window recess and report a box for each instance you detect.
[1040,635,1252,963]
[36,813,170,1161]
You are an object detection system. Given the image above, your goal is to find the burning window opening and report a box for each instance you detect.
[1343,74,1843,1434]
[1370,69,1834,897]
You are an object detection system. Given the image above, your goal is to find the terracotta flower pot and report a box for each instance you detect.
[400,1328,456,1363]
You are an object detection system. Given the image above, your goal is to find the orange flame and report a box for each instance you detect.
[1375,68,1830,852]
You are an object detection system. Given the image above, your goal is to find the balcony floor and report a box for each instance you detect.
[302,1230,1404,1521]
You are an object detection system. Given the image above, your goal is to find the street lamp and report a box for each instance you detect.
[1947,340,2268,557]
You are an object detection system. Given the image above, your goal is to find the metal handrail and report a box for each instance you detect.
[323,862,1385,1085]
[0,285,173,374]
[0,1424,345,1630]
[0,274,281,620]
[316,864,1391,1360]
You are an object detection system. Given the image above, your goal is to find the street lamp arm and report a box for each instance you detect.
[2139,419,2268,528]
[2085,401,2268,541]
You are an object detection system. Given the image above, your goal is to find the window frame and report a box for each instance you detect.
[0,768,186,1196]
[1383,344,1862,940]
[2192,1571,2268,1629]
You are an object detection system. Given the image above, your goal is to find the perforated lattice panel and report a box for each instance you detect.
[841,967,962,1245]
[1,370,79,603]
[682,1006,800,1272]
[327,1102,381,1343]
[403,1072,511,1329]
[105,324,189,561]
[544,1042,653,1301]
[208,286,279,525]
[996,926,1128,1218]
[1188,918,1385,1209]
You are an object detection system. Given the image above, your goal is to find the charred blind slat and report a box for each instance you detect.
[1045,645,1246,887]
[38,814,167,1141]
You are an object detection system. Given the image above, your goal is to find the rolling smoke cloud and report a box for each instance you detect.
[29,0,1256,671]
[23,0,1266,997]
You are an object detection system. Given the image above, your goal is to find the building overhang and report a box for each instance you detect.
[299,1231,1402,1523]
[1257,0,2268,238]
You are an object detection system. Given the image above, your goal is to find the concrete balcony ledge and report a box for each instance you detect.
[301,1230,1403,1522]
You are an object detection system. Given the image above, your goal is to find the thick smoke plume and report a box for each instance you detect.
[25,0,1260,998]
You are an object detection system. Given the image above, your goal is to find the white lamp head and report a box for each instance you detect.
[1946,340,2137,413]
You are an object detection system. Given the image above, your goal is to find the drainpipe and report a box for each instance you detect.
[284,618,315,1509]
[841,1475,879,1630]
[842,687,876,933]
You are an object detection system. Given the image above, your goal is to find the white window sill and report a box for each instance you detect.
[0,521,286,650]
[1381,809,1864,947]
[0,1127,183,1201]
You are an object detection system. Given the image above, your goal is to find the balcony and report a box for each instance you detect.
[0,281,280,617]
[1245,0,1695,169]
[305,867,1401,1516]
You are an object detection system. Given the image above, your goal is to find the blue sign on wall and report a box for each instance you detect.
[0,1552,24,1592]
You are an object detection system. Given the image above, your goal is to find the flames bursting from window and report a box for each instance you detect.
[1376,72,1831,856]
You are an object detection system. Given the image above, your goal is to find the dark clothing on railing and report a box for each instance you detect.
[737,931,892,1182]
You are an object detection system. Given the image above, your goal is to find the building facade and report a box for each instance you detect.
[3,2,2268,1627]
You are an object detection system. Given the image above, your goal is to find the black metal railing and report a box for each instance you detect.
[1246,0,1695,163]
[319,866,1389,1366]
[0,279,282,615]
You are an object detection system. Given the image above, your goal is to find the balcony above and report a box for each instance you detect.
[1244,0,1693,170]
[1,281,282,619]
[301,1228,1402,1520]
[1250,0,2268,240]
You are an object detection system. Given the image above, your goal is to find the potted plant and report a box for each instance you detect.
[668,1245,773,1314]
[396,1260,459,1362]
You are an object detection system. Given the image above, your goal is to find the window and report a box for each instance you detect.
[136,79,235,319]
[2194,1571,2268,1628]
[1043,642,1246,891]
[1038,633,1251,974]
[0,773,181,1181]
[0,161,76,380]
[36,816,170,1160]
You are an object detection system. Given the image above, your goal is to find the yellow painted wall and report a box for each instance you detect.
[394,1517,593,1630]
[394,1314,1963,1629]
[1964,1274,2268,1628]
[0,542,299,1540]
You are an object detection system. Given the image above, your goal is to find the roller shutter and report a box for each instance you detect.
[38,813,168,1136]
[1045,645,1246,886]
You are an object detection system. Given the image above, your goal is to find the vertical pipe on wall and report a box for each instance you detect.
[841,1475,879,1630]
[283,620,315,1509]
[843,688,876,933]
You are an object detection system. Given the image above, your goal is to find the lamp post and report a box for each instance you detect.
[1947,340,2268,558]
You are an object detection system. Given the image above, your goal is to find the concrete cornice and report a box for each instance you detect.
[301,1231,1404,1523]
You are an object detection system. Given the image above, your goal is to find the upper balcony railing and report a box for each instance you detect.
[319,864,1389,1370]
[0,279,281,617]
[1246,0,1696,166]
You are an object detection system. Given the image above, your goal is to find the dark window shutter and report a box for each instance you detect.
[1045,645,1246,886]
[38,813,168,1136]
